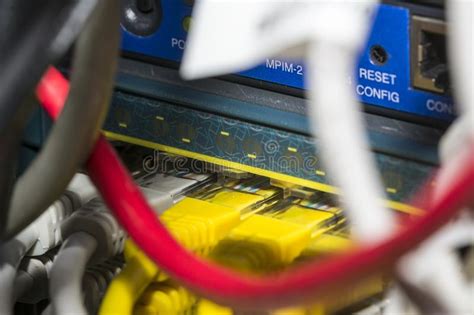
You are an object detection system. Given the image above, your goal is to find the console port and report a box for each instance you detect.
[411,15,450,94]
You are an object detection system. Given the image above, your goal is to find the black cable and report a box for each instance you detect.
[4,0,121,239]
[0,0,96,133]
[0,0,97,235]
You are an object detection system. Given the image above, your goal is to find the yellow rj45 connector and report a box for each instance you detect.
[209,200,343,273]
[210,214,312,272]
[99,197,240,315]
[298,232,352,261]
[127,197,383,315]
[270,204,343,238]
[100,182,281,315]
[134,281,197,315]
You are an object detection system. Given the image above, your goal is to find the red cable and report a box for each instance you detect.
[36,67,69,120]
[36,67,474,309]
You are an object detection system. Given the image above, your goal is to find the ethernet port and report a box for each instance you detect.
[411,16,450,94]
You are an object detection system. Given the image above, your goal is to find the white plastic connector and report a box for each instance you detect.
[60,198,125,264]
[66,173,98,209]
[15,253,56,303]
[26,173,98,256]
[1,174,97,315]
[0,224,38,315]
[139,172,213,213]
[26,196,73,256]
[142,173,199,200]
[141,188,174,215]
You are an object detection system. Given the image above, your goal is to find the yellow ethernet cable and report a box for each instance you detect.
[100,185,281,315]
[132,201,377,315]
[99,240,160,315]
[298,232,353,261]
[209,200,344,273]
[210,214,313,272]
[134,281,196,315]
[129,212,332,315]
[319,276,386,314]
[193,277,384,315]
[195,299,233,315]
[272,275,385,315]
[269,204,344,238]
[202,229,382,315]
[208,198,343,273]
[205,188,279,217]
[198,177,282,217]
[194,300,325,315]
[99,198,239,315]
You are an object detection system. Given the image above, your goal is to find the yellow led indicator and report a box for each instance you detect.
[247,153,257,159]
[316,170,326,176]
[288,147,297,153]
[118,122,128,128]
[182,138,191,143]
[182,16,192,32]
[155,116,164,121]
[386,187,397,194]
[220,131,230,136]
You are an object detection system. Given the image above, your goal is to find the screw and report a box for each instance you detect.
[370,45,388,66]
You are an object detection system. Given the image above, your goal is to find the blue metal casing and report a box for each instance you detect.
[121,3,455,121]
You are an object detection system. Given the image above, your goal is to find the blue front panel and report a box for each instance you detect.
[121,3,455,121]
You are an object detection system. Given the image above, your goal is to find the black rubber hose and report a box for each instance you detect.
[4,0,120,239]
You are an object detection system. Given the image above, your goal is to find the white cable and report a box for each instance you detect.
[394,3,474,312]
[49,232,98,315]
[25,173,97,256]
[302,2,396,242]
[67,173,98,207]
[447,0,473,115]
[394,145,474,314]
[383,286,418,315]
[439,111,474,164]
[0,173,95,315]
[181,0,394,242]
[0,224,38,315]
[45,198,125,314]
[397,216,473,314]
[440,0,474,172]
[306,42,394,242]
[14,252,56,304]
[300,2,397,242]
